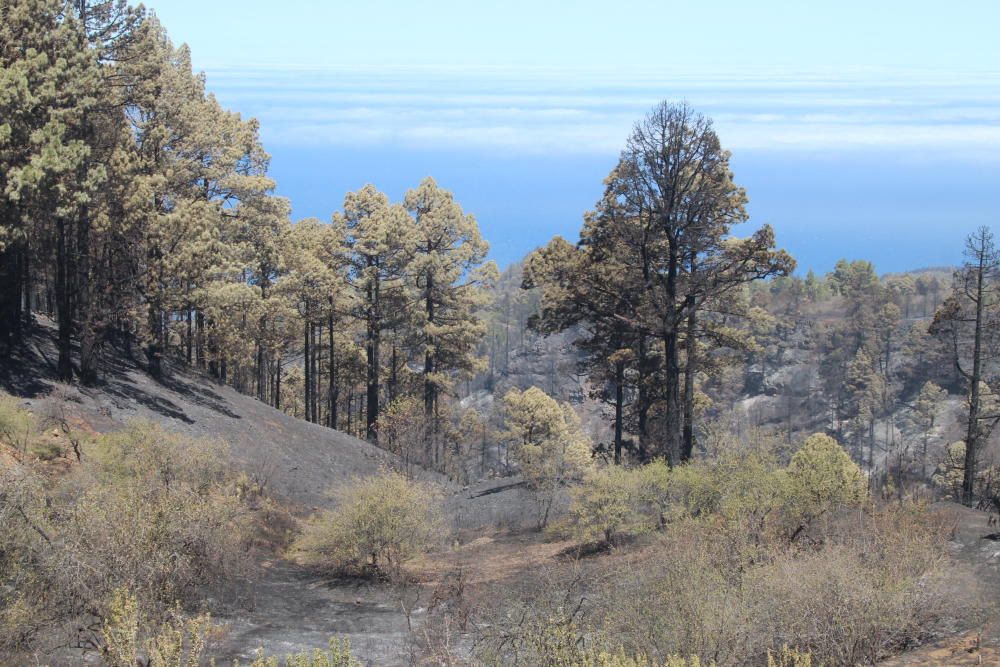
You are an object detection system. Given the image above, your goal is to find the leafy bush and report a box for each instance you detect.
[713,446,789,542]
[563,433,868,552]
[292,469,443,575]
[785,433,866,535]
[634,459,719,528]
[502,387,593,528]
[100,588,213,667]
[566,465,644,544]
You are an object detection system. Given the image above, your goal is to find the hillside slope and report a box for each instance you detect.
[0,320,431,509]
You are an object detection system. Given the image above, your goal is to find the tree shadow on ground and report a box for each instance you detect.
[1,323,240,425]
[0,338,55,398]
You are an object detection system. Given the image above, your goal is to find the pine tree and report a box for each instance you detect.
[0,0,106,378]
[930,227,1000,505]
[527,101,791,463]
[524,230,640,464]
[404,177,496,463]
[281,218,343,423]
[338,185,416,442]
[910,381,946,478]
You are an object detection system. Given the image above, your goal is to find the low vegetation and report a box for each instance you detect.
[0,404,255,660]
[470,435,965,667]
[292,469,444,576]
[563,432,866,547]
[0,385,982,666]
[242,639,361,667]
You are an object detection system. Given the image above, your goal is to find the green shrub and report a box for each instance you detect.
[766,646,813,667]
[292,469,443,575]
[0,394,36,453]
[567,465,645,543]
[241,638,360,667]
[100,588,213,667]
[633,459,720,528]
[785,433,866,533]
[502,387,593,529]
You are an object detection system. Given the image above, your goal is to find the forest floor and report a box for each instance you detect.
[209,558,412,665]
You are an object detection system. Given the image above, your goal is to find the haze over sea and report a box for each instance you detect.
[152,1,1000,275]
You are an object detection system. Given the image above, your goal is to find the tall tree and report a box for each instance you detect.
[605,101,793,461]
[338,185,416,442]
[910,381,946,479]
[281,218,343,423]
[405,177,496,462]
[0,0,106,378]
[931,226,1000,506]
[524,230,641,464]
[529,101,792,463]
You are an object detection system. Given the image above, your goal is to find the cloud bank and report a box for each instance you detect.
[201,65,1000,158]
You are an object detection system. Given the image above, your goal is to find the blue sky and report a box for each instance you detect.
[150,1,1000,273]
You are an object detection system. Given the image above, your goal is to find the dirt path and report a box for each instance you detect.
[211,560,413,666]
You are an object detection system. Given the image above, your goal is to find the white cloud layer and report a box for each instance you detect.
[203,66,1000,158]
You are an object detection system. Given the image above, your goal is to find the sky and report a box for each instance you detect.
[148,0,1000,274]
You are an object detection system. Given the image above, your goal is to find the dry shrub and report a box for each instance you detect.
[754,503,965,665]
[478,501,964,667]
[99,588,215,667]
[0,421,254,657]
[754,546,933,665]
[596,521,764,665]
[471,567,809,667]
[377,396,432,475]
[240,638,360,667]
[292,469,445,576]
[0,393,36,453]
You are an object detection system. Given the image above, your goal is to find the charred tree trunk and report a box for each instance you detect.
[963,242,987,506]
[328,311,337,429]
[0,234,25,351]
[56,217,75,381]
[681,297,697,461]
[366,310,380,443]
[303,306,311,423]
[613,359,624,465]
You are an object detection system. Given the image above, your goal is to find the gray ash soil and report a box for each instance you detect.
[210,561,413,666]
